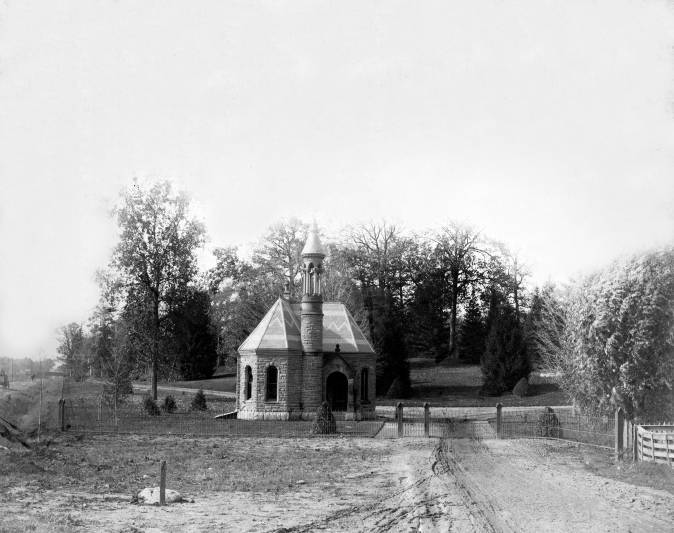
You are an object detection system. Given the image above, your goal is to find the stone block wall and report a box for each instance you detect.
[301,354,323,418]
[238,351,302,420]
[236,350,376,421]
[338,353,377,419]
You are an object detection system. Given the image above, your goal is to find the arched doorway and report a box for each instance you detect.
[326,372,348,412]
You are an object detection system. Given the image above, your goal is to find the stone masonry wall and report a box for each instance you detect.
[238,352,302,420]
[301,355,323,417]
[336,353,377,419]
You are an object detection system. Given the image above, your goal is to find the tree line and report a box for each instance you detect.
[533,249,674,422]
[58,180,537,400]
[58,180,673,421]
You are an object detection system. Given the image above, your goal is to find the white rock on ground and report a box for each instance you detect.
[136,487,184,505]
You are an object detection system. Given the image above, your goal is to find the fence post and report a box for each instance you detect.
[396,402,403,438]
[424,402,430,438]
[615,408,624,461]
[632,423,637,462]
[160,460,166,505]
[639,426,644,461]
[58,399,65,431]
[496,403,502,439]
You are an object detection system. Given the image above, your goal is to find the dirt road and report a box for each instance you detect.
[441,437,674,532]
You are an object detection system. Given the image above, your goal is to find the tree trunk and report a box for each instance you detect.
[152,297,159,400]
[449,278,459,360]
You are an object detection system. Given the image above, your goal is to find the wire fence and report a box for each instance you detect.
[63,405,385,438]
[500,409,615,449]
[60,378,384,438]
[375,403,616,450]
[58,379,624,449]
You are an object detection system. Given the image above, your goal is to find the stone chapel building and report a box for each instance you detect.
[236,225,376,420]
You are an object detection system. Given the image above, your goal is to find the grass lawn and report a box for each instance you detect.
[163,375,236,393]
[379,358,571,407]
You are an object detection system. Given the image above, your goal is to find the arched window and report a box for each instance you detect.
[244,366,252,400]
[265,365,278,401]
[360,368,369,404]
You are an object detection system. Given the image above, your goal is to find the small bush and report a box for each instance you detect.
[512,377,529,397]
[385,376,412,399]
[162,395,177,413]
[311,401,336,434]
[537,406,561,438]
[191,389,207,411]
[143,397,161,416]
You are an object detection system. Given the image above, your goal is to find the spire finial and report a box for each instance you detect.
[301,221,325,257]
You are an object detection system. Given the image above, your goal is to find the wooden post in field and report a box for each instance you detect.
[396,402,403,438]
[160,460,166,505]
[632,424,638,462]
[58,399,66,431]
[496,403,503,439]
[423,402,430,438]
[615,408,624,461]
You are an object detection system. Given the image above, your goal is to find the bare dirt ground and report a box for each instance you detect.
[0,435,482,533]
[2,431,673,532]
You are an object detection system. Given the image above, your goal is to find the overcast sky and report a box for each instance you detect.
[1,0,674,358]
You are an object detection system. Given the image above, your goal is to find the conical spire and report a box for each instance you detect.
[301,222,325,256]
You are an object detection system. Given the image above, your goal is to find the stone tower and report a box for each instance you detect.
[300,223,325,414]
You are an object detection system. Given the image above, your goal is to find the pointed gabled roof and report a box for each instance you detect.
[238,300,375,355]
[321,303,375,354]
[301,223,325,256]
[238,298,302,353]
[289,302,375,354]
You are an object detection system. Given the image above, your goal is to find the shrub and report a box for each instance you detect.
[548,249,674,421]
[311,401,336,434]
[191,389,207,411]
[143,397,160,416]
[162,395,177,413]
[512,377,529,397]
[385,376,412,399]
[480,289,530,395]
[537,407,561,438]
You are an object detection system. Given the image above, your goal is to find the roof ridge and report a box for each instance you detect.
[256,298,282,350]
[344,304,358,349]
[279,298,289,349]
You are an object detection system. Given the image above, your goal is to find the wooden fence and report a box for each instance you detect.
[635,424,674,465]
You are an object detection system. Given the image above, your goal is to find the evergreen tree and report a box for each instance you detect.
[168,289,219,380]
[458,293,485,364]
[375,304,411,397]
[480,289,530,395]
